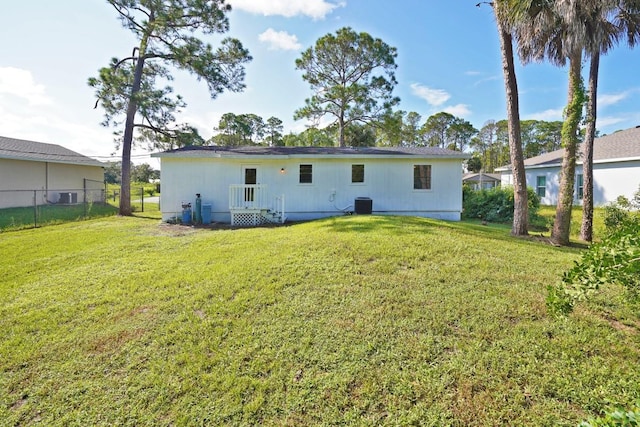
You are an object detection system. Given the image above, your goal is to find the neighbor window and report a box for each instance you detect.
[576,174,583,199]
[299,164,313,184]
[413,165,432,190]
[352,164,365,183]
[536,176,546,198]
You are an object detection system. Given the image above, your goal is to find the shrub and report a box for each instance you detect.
[548,186,640,316]
[579,400,640,427]
[462,185,541,224]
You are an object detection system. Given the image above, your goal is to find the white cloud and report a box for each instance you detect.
[596,115,627,128]
[258,28,302,51]
[229,0,345,19]
[0,67,52,106]
[599,91,631,108]
[443,104,471,117]
[525,108,563,121]
[410,83,450,106]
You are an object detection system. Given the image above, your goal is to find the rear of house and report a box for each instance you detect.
[497,126,640,205]
[152,146,468,225]
[0,136,105,209]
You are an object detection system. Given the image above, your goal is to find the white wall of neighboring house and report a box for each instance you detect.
[0,158,105,209]
[500,159,640,206]
[159,156,465,223]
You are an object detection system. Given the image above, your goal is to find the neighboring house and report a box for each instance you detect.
[463,172,501,190]
[152,145,469,225]
[0,136,105,209]
[496,126,640,206]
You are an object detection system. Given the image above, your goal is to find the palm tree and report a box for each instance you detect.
[480,0,529,236]
[511,0,587,246]
[579,0,640,242]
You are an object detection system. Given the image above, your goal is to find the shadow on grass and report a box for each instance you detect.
[316,214,440,236]
[316,214,585,253]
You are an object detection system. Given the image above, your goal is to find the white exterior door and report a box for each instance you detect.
[242,165,258,203]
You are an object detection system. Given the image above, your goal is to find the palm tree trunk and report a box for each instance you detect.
[580,52,599,242]
[495,6,528,236]
[552,52,584,246]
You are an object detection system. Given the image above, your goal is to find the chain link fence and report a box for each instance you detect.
[0,179,113,231]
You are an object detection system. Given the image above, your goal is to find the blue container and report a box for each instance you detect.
[182,207,192,225]
[194,194,202,224]
[201,204,212,225]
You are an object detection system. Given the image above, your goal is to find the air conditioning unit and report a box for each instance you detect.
[59,192,78,204]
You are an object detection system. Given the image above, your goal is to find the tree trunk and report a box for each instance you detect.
[495,8,528,236]
[338,114,346,147]
[580,52,599,242]
[119,37,150,216]
[552,52,584,246]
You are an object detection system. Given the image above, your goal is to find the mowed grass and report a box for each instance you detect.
[0,203,118,231]
[1,215,639,426]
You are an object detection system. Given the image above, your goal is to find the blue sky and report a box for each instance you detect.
[1,0,639,165]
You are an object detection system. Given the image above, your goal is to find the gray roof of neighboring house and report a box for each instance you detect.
[153,145,470,159]
[0,136,104,167]
[463,172,502,182]
[496,126,640,171]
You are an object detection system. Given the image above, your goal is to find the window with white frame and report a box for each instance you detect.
[536,176,546,198]
[299,164,312,184]
[413,165,432,190]
[352,164,364,183]
[576,174,583,199]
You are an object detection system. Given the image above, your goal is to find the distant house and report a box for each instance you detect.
[463,172,501,190]
[0,136,105,209]
[496,126,640,205]
[152,145,469,225]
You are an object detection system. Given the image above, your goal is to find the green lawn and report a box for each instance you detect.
[1,215,639,426]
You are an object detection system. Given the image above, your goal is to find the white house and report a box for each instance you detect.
[496,126,640,205]
[152,145,469,225]
[0,136,105,209]
[462,172,501,190]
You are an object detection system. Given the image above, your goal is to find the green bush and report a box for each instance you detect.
[462,185,541,224]
[579,400,640,427]
[548,187,640,316]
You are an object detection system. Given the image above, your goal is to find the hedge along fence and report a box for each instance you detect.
[462,185,542,226]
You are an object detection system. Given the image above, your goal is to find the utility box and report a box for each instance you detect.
[354,197,372,214]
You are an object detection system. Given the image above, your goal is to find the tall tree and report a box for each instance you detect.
[422,112,455,148]
[512,0,587,245]
[376,110,405,146]
[294,27,400,147]
[403,111,423,146]
[447,117,478,151]
[265,116,284,146]
[579,0,640,242]
[89,0,251,215]
[485,0,529,236]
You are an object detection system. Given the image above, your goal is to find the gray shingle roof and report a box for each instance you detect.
[463,172,501,182]
[0,136,104,167]
[153,145,470,159]
[496,126,640,170]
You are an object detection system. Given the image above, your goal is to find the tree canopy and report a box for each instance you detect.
[89,0,251,215]
[294,27,399,147]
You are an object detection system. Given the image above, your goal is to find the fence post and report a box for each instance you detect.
[141,187,144,212]
[83,178,87,218]
[33,190,37,228]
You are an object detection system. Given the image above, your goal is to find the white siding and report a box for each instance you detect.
[500,160,640,206]
[159,156,464,222]
[0,158,104,209]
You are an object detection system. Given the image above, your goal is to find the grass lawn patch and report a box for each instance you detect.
[1,215,639,425]
[0,203,118,231]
